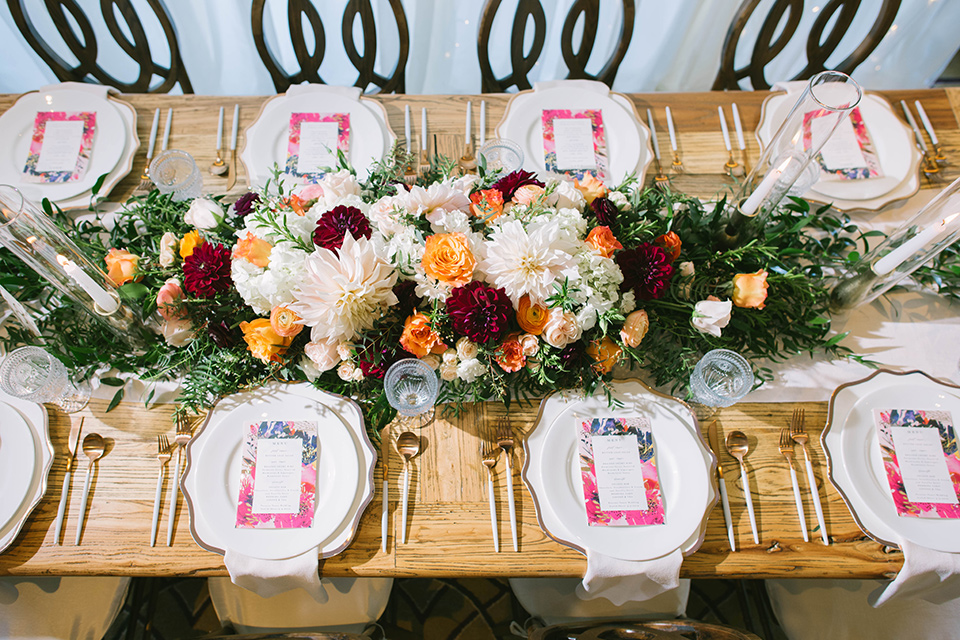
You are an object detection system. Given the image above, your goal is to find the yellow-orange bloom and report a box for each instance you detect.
[469,189,504,222]
[234,232,273,268]
[515,295,549,335]
[179,230,205,259]
[240,318,293,364]
[732,270,769,309]
[495,333,526,373]
[654,231,682,263]
[421,232,476,287]
[574,174,608,205]
[270,305,303,338]
[104,248,139,286]
[585,225,623,258]
[619,309,650,348]
[400,312,447,358]
[587,336,622,374]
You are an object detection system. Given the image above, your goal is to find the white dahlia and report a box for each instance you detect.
[401,183,471,224]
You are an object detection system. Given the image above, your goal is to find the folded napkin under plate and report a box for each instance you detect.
[578,548,685,606]
[224,547,327,603]
[870,538,960,607]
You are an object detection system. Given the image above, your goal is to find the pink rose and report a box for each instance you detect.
[156,278,185,321]
[304,338,339,372]
[297,184,326,202]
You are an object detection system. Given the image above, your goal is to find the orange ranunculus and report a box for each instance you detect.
[400,312,447,358]
[654,231,682,263]
[234,232,273,268]
[104,248,139,286]
[287,194,306,217]
[619,309,650,348]
[516,294,549,335]
[421,232,476,287]
[574,174,608,205]
[513,184,545,205]
[732,269,769,309]
[240,318,293,364]
[270,305,303,338]
[495,333,526,373]
[179,230,205,259]
[585,226,623,258]
[586,336,622,374]
[469,188,504,222]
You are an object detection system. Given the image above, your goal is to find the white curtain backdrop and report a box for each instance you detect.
[0,0,956,95]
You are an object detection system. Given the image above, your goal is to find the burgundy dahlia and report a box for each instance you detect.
[393,280,420,318]
[207,319,237,348]
[233,192,260,218]
[183,242,233,298]
[491,169,544,201]
[446,281,512,344]
[313,205,372,252]
[616,243,674,300]
[591,196,619,228]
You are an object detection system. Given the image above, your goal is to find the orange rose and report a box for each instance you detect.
[421,233,476,287]
[516,295,549,335]
[732,270,769,309]
[654,231,681,263]
[470,189,504,222]
[400,312,447,358]
[513,184,545,205]
[619,309,650,348]
[179,230,205,259]
[585,226,623,258]
[234,232,273,268]
[240,318,293,364]
[287,194,306,217]
[574,174,608,205]
[586,336,622,374]
[104,248,139,286]
[495,333,526,373]
[270,305,303,338]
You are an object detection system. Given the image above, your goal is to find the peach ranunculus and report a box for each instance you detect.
[587,336,623,374]
[512,184,545,205]
[104,248,139,286]
[654,231,682,263]
[421,232,476,287]
[240,318,293,364]
[516,295,550,335]
[400,312,447,358]
[270,305,303,338]
[495,333,526,373]
[179,230,205,259]
[619,309,650,348]
[574,174,608,205]
[585,226,623,258]
[156,278,186,321]
[469,189,504,222]
[234,232,273,268]
[732,270,769,309]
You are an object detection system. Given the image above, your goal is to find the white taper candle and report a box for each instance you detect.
[718,106,731,152]
[421,108,427,152]
[216,106,224,151]
[731,103,746,150]
[465,101,472,145]
[665,106,677,151]
[873,213,960,276]
[740,156,792,216]
[915,101,939,146]
[404,104,411,153]
[230,104,239,151]
[647,109,661,161]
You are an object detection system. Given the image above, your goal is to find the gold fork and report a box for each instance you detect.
[166,414,194,546]
[137,107,161,192]
[497,418,518,552]
[779,428,808,542]
[791,409,829,545]
[151,434,172,547]
[481,443,501,553]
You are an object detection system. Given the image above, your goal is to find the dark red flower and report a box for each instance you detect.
[491,170,544,201]
[183,242,232,298]
[616,243,674,300]
[393,280,420,318]
[207,319,237,348]
[592,196,619,228]
[313,205,372,253]
[233,192,260,218]
[446,281,512,344]
[559,343,584,369]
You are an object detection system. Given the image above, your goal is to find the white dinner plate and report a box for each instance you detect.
[0,87,127,202]
[495,82,652,187]
[0,391,52,554]
[823,369,960,552]
[523,380,716,561]
[182,382,376,560]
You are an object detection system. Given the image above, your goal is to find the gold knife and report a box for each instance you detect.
[54,416,84,545]
[708,420,737,552]
[226,104,239,191]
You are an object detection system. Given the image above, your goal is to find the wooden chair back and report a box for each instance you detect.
[529,619,764,639]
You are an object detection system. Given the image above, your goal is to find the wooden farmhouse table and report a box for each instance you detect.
[0,88,958,579]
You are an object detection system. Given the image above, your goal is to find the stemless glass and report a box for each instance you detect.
[384,358,440,417]
[0,346,90,412]
[479,139,524,174]
[689,349,754,408]
[150,150,203,201]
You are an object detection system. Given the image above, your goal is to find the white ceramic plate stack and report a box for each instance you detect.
[757,92,920,212]
[823,369,960,552]
[522,379,716,561]
[0,83,139,210]
[0,389,52,553]
[181,382,376,561]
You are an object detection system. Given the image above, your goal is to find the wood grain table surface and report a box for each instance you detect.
[0,88,958,579]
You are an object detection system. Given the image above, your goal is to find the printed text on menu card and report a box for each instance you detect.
[285,112,351,182]
[578,417,664,526]
[236,420,318,529]
[22,111,97,184]
[541,109,608,181]
[804,106,882,181]
[874,409,960,519]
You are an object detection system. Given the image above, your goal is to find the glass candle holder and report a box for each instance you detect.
[831,175,960,310]
[384,358,440,417]
[689,349,754,408]
[0,346,90,413]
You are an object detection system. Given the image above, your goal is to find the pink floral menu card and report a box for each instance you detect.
[804,106,882,181]
[235,420,318,529]
[285,112,351,181]
[541,109,608,181]
[578,417,664,527]
[22,111,97,183]
[874,409,960,519]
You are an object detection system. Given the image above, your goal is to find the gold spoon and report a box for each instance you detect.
[75,433,105,545]
[725,430,759,544]
[397,431,421,544]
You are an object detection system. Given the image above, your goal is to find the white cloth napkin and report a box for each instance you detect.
[224,547,328,603]
[285,82,363,101]
[575,548,684,606]
[40,81,117,99]
[870,539,960,607]
[533,79,610,95]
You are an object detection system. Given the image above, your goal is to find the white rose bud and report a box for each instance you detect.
[456,337,479,360]
[456,358,486,383]
[679,261,695,277]
[350,368,365,382]
[608,190,630,210]
[440,361,458,381]
[421,354,441,371]
[547,178,586,210]
[519,333,539,357]
[184,198,224,230]
[442,348,458,365]
[337,361,357,381]
[691,299,733,338]
[542,309,582,349]
[159,231,179,267]
[336,342,353,361]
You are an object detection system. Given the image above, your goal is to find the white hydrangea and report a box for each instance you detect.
[457,358,487,383]
[376,226,424,277]
[567,250,625,331]
[305,193,368,220]
[232,242,308,315]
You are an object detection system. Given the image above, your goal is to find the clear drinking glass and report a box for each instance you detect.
[384,358,440,417]
[150,150,203,201]
[479,139,524,174]
[0,346,90,412]
[689,349,754,408]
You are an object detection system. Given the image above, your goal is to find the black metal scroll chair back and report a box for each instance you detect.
[713,0,901,90]
[7,0,192,93]
[251,0,409,94]
[478,0,635,93]
[529,619,764,640]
